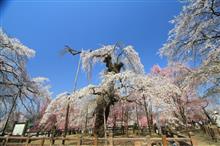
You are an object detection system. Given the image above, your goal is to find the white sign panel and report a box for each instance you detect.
[12,123,26,135]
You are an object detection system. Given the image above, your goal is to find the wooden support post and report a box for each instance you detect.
[145,135,151,146]
[162,135,167,146]
[77,136,81,146]
[4,135,9,146]
[174,135,180,146]
[94,136,98,146]
[109,133,113,146]
[103,108,107,136]
[40,138,45,146]
[64,103,70,137]
[134,141,141,146]
[188,132,198,146]
[26,136,30,146]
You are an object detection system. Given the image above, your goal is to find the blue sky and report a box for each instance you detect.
[0,0,183,97]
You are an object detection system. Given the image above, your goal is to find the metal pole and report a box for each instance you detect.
[63,55,81,142]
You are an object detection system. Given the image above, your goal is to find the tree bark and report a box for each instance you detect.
[94,100,111,137]
[143,99,151,135]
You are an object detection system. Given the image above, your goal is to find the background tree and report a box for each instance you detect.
[160,0,220,120]
[0,28,51,134]
[151,64,207,127]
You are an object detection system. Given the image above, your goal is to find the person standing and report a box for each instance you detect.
[212,111,220,128]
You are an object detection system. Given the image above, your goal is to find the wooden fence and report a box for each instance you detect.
[202,125,220,141]
[0,133,197,146]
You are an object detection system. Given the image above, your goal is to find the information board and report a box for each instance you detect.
[12,123,26,136]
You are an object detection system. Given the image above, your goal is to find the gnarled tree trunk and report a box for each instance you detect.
[94,54,122,137]
[94,98,111,137]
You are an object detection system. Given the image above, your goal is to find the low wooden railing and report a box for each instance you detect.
[0,133,197,146]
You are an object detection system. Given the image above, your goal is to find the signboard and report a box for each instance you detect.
[12,123,26,136]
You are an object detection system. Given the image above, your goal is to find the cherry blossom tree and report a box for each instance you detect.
[0,28,51,134]
[160,0,220,64]
[41,44,181,137]
[151,64,208,127]
[160,0,220,120]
